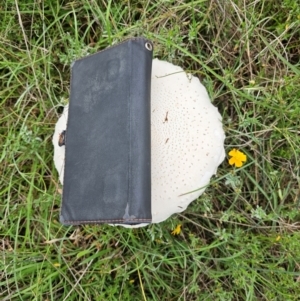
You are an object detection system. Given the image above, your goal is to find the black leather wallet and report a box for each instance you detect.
[60,37,153,225]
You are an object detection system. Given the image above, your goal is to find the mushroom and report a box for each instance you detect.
[53,58,225,226]
[53,104,68,185]
[150,59,225,223]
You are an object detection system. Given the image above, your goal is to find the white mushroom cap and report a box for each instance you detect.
[52,105,68,184]
[52,58,225,226]
[151,59,225,223]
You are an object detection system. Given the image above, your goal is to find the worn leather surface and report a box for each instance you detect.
[61,37,153,225]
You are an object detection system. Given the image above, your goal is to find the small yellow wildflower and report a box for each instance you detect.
[171,224,182,235]
[228,149,247,168]
[275,235,281,242]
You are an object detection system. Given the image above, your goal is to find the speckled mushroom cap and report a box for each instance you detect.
[150,59,225,223]
[52,58,225,226]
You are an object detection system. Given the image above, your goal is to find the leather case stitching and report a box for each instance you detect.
[63,219,152,224]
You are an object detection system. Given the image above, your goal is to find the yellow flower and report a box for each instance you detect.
[228,149,247,168]
[171,224,182,235]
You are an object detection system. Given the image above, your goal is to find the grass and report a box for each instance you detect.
[1,0,300,300]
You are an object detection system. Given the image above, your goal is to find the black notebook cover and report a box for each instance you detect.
[60,37,153,225]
